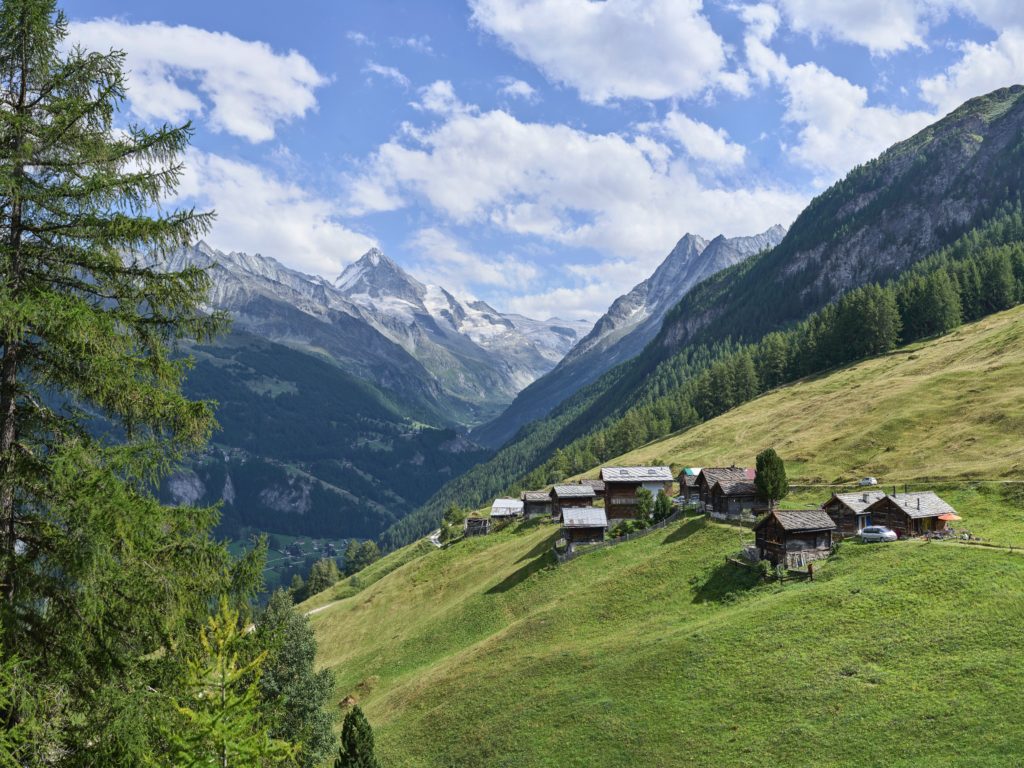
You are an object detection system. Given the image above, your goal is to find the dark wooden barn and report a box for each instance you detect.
[550,484,597,516]
[599,466,673,522]
[676,467,702,502]
[754,509,836,568]
[560,506,608,550]
[860,492,959,537]
[522,491,554,519]
[696,466,755,507]
[464,516,491,537]
[822,490,886,535]
[579,478,606,499]
[708,479,769,518]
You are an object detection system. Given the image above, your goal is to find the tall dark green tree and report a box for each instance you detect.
[335,706,380,768]
[754,448,788,511]
[0,0,249,760]
[307,557,341,596]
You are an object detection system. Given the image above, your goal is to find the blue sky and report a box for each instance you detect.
[67,0,1022,320]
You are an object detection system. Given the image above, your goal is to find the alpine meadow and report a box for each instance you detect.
[3,1,1024,766]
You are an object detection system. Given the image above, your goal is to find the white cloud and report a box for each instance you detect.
[656,111,747,167]
[408,228,539,294]
[346,30,373,46]
[70,20,328,143]
[412,80,473,115]
[392,35,433,54]
[364,61,411,88]
[175,149,376,276]
[739,16,933,180]
[469,0,741,103]
[773,0,932,54]
[347,84,806,266]
[498,77,539,102]
[920,29,1024,114]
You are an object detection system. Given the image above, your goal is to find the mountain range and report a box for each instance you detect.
[386,85,1024,548]
[472,225,786,448]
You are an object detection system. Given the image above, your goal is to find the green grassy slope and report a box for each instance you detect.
[604,304,1024,485]
[308,307,1024,767]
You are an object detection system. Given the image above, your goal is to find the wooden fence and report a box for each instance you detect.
[553,508,691,564]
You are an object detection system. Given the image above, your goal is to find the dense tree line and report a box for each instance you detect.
[515,209,1024,488]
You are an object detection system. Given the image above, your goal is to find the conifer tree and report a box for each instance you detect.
[167,599,295,767]
[307,557,341,595]
[0,0,248,758]
[335,706,380,768]
[754,448,788,511]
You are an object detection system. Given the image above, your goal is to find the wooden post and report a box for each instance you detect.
[808,562,814,581]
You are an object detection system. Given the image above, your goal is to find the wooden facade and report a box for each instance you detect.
[676,467,702,502]
[822,491,886,535]
[754,509,836,568]
[708,479,768,518]
[561,506,607,550]
[522,491,554,519]
[550,485,597,516]
[600,466,674,521]
[464,517,491,537]
[860,492,958,537]
[696,466,755,507]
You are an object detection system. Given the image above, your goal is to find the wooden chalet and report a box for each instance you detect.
[600,466,674,522]
[860,492,960,537]
[521,491,554,519]
[464,516,491,537]
[754,509,836,568]
[696,466,755,507]
[550,484,596,516]
[676,467,702,502]
[490,498,524,520]
[822,490,886,535]
[579,478,606,499]
[560,506,607,550]
[708,478,769,519]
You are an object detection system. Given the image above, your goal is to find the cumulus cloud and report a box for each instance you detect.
[408,228,539,294]
[70,19,328,143]
[346,30,373,46]
[364,61,411,88]
[347,82,806,265]
[655,111,747,167]
[498,77,539,102]
[469,0,742,103]
[174,149,376,276]
[740,15,933,180]
[920,29,1024,114]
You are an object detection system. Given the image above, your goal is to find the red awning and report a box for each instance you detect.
[937,513,962,521]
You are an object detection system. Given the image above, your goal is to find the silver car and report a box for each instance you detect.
[860,525,897,542]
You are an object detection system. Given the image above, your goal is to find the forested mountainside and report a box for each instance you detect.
[161,331,490,541]
[156,244,589,542]
[473,226,786,449]
[383,86,1024,549]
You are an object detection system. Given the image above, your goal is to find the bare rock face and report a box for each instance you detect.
[258,480,312,515]
[166,471,206,506]
[473,225,786,448]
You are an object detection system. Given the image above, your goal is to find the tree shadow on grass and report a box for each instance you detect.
[487,533,559,594]
[661,516,707,545]
[692,559,764,604]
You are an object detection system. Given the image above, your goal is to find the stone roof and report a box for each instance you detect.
[580,479,606,492]
[829,491,886,514]
[561,506,608,528]
[759,508,837,532]
[522,491,552,502]
[600,466,673,482]
[699,466,755,486]
[490,498,524,516]
[869,491,957,519]
[714,480,758,496]
[551,484,596,498]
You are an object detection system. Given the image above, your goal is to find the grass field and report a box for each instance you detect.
[306,307,1024,766]
[600,305,1024,484]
